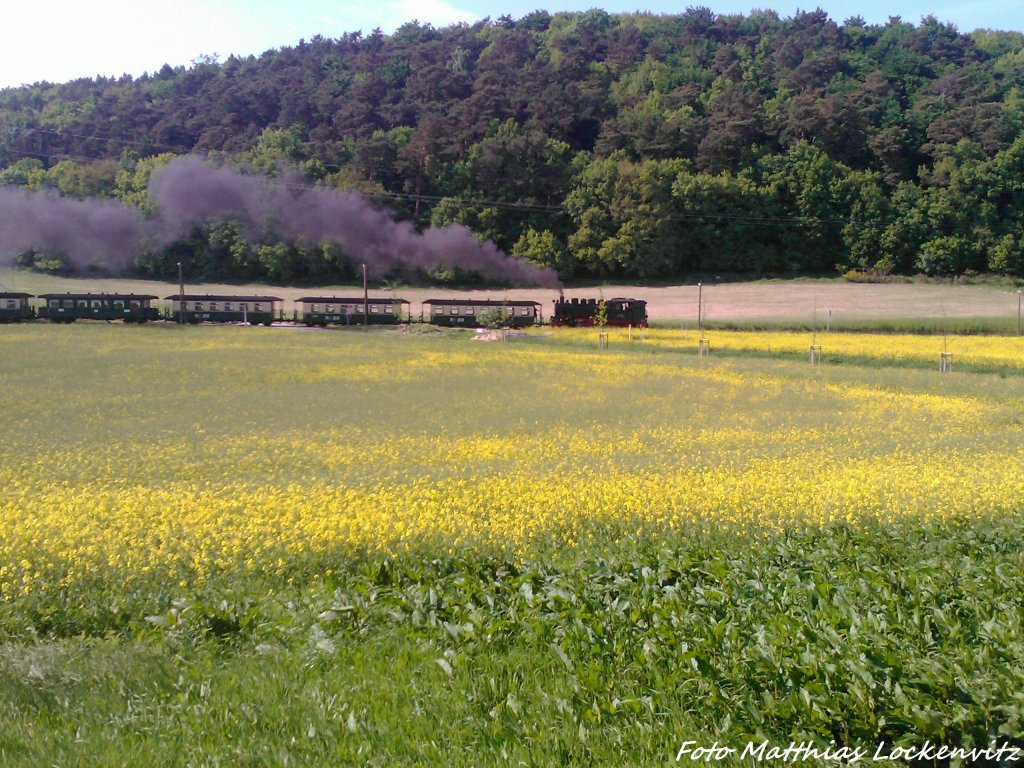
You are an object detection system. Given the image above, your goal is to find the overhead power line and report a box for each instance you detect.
[3,123,1023,235]
[0,124,194,156]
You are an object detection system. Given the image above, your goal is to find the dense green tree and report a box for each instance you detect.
[2,9,1024,280]
[566,155,690,277]
[750,142,852,272]
[114,153,177,211]
[672,169,779,272]
[248,126,307,175]
[43,159,119,198]
[0,157,45,188]
[839,170,892,272]
[513,227,574,275]
[698,84,763,172]
[431,120,580,251]
[988,233,1024,274]
[915,234,976,275]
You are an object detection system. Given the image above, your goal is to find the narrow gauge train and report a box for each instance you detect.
[551,297,648,327]
[166,294,284,326]
[2,292,649,327]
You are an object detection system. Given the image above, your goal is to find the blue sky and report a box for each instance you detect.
[1,0,1020,89]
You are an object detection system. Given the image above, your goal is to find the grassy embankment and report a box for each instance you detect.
[1,323,1023,765]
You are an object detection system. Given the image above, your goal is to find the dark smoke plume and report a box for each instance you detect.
[0,186,146,270]
[0,155,560,287]
[148,157,560,286]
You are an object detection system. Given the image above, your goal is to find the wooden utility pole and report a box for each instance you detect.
[177,261,185,324]
[362,263,369,329]
[697,282,702,336]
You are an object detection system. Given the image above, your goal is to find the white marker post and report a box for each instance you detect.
[697,282,710,356]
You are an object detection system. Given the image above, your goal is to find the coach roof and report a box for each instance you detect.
[296,297,410,304]
[422,299,540,307]
[39,293,158,300]
[164,294,283,301]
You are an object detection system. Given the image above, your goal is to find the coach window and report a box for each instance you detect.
[210,302,218,312]
[224,302,232,311]
[254,303,263,312]
[325,304,333,313]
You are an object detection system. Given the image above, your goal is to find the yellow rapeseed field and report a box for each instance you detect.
[599,326,1024,370]
[1,325,1022,596]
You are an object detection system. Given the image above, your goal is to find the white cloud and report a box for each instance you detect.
[382,0,479,30]
[0,1,245,86]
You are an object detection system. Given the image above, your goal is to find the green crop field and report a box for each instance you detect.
[1,323,1023,766]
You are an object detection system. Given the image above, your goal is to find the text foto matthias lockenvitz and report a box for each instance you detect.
[676,739,1023,763]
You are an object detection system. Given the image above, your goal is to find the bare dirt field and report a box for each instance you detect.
[400,281,1022,325]
[4,270,1020,325]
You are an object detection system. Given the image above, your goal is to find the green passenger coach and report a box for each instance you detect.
[295,297,409,326]
[422,299,541,327]
[37,293,159,323]
[0,292,34,322]
[165,295,283,325]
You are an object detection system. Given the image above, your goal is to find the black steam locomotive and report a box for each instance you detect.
[551,297,648,327]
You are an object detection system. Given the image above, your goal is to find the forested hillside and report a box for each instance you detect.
[2,8,1024,283]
